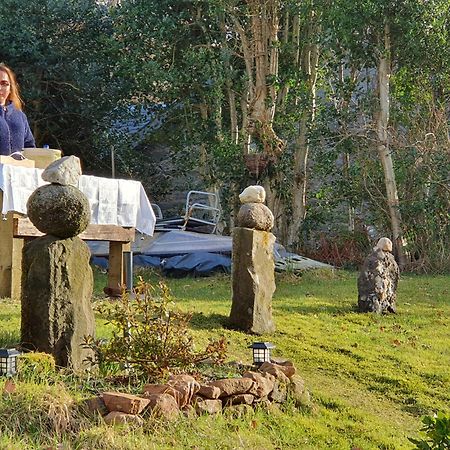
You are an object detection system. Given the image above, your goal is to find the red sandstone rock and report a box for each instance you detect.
[259,362,290,383]
[102,392,150,415]
[243,371,275,397]
[197,385,221,399]
[145,393,180,421]
[194,398,223,415]
[209,377,256,397]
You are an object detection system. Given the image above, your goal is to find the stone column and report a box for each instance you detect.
[229,186,276,334]
[21,156,95,371]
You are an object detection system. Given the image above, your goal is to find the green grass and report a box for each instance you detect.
[0,268,448,449]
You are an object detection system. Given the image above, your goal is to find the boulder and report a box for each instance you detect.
[27,184,90,238]
[243,371,275,397]
[209,377,256,397]
[41,155,82,186]
[229,228,276,334]
[194,398,223,415]
[222,394,254,406]
[83,396,108,417]
[21,236,95,371]
[236,203,274,231]
[197,385,221,399]
[288,375,311,407]
[268,380,288,403]
[259,362,290,383]
[357,241,399,314]
[102,392,150,415]
[145,393,180,421]
[239,185,266,204]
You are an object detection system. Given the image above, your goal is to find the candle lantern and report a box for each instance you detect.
[0,348,20,376]
[249,342,275,366]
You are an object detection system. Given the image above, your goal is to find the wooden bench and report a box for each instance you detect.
[0,209,135,299]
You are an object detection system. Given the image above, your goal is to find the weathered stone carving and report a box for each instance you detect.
[357,237,400,314]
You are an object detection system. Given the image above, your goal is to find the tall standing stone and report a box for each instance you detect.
[21,236,95,369]
[21,156,95,371]
[357,237,400,314]
[229,186,276,334]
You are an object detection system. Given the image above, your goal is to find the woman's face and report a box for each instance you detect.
[0,70,11,106]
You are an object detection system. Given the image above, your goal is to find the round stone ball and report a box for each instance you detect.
[236,202,274,231]
[27,184,91,238]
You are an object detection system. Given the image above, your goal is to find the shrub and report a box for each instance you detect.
[409,413,450,450]
[84,278,227,380]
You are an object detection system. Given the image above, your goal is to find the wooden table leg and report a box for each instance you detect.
[0,211,14,299]
[105,241,131,297]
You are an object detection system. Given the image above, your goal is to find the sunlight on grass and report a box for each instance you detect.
[0,268,448,448]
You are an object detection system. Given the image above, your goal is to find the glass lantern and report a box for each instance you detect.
[249,342,275,366]
[0,348,20,376]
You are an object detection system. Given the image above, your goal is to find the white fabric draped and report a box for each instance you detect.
[0,164,156,236]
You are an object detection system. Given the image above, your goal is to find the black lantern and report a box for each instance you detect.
[249,342,275,366]
[0,348,20,376]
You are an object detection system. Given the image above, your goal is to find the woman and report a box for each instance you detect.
[0,63,35,155]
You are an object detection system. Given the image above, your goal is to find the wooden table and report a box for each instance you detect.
[0,206,135,299]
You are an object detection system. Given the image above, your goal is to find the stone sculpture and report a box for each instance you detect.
[21,156,95,371]
[229,185,276,334]
[357,237,400,314]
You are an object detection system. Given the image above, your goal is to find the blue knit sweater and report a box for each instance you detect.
[0,102,36,155]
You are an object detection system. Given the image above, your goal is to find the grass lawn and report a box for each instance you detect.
[0,268,448,449]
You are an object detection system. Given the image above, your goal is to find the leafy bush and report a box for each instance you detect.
[84,278,227,380]
[409,413,450,450]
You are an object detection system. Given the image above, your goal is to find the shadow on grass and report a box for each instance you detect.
[189,312,230,330]
[277,303,357,316]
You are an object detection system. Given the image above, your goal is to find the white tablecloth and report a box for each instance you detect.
[0,164,156,236]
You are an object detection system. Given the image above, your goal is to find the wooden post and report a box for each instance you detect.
[107,241,131,296]
[0,210,14,298]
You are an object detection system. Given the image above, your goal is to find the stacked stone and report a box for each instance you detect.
[229,185,276,334]
[84,361,310,425]
[21,156,95,371]
[357,237,400,314]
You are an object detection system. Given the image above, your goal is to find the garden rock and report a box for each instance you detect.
[288,375,311,407]
[244,371,275,397]
[269,380,288,403]
[145,393,180,421]
[229,227,276,334]
[198,385,221,399]
[223,394,255,406]
[103,411,144,426]
[41,155,82,186]
[83,396,108,417]
[358,237,399,314]
[239,185,266,204]
[210,377,256,397]
[21,235,95,371]
[103,392,150,415]
[27,184,90,238]
[194,398,223,415]
[259,362,291,383]
[236,203,274,231]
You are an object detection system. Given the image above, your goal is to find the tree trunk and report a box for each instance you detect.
[286,25,319,249]
[376,24,408,268]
